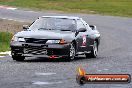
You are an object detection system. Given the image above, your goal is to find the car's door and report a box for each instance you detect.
[82,21,94,51]
[76,19,91,52]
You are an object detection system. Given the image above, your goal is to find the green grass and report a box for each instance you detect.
[0,0,132,17]
[0,32,13,52]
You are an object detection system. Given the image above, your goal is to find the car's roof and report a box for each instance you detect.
[41,16,81,20]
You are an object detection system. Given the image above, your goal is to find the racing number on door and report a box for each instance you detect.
[82,35,86,47]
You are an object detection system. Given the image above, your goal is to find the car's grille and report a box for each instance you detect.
[25,38,47,44]
[24,47,47,55]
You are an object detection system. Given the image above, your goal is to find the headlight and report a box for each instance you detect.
[18,37,25,42]
[46,40,60,43]
[11,36,25,42]
[11,36,18,41]
[46,39,67,44]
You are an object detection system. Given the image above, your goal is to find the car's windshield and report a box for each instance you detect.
[29,17,76,32]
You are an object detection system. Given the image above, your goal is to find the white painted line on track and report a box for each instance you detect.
[1,17,28,22]
[1,18,7,20]
[104,68,109,71]
[33,72,62,85]
[35,72,56,76]
[97,68,109,72]
[26,10,36,13]
[8,19,14,21]
[0,6,17,10]
[0,56,5,58]
[32,81,63,85]
[97,70,102,72]
[7,8,17,10]
[0,51,11,56]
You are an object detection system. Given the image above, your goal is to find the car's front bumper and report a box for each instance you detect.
[10,42,70,58]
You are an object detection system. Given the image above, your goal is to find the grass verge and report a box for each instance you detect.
[0,32,13,52]
[0,0,132,17]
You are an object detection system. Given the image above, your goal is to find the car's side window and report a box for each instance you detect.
[76,20,86,30]
[85,24,92,31]
[81,20,92,31]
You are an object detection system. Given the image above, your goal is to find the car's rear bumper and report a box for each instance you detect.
[10,42,70,58]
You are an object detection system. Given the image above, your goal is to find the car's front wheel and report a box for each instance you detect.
[66,43,76,61]
[12,56,25,61]
[86,41,98,58]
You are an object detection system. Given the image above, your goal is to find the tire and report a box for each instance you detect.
[86,41,98,58]
[67,43,76,61]
[12,56,25,61]
[76,75,86,85]
[78,77,86,85]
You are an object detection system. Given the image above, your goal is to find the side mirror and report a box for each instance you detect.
[89,25,97,30]
[23,25,29,30]
[78,28,87,32]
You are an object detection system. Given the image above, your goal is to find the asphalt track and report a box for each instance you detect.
[0,7,132,88]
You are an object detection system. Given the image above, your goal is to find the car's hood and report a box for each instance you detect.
[15,30,75,41]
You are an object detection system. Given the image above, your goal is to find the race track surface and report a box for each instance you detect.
[0,8,132,88]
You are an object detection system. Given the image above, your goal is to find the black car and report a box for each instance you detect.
[10,16,100,61]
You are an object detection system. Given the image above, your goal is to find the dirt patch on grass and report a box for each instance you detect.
[0,19,30,34]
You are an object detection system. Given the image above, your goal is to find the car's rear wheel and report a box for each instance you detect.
[67,43,76,61]
[86,41,98,58]
[12,56,25,61]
